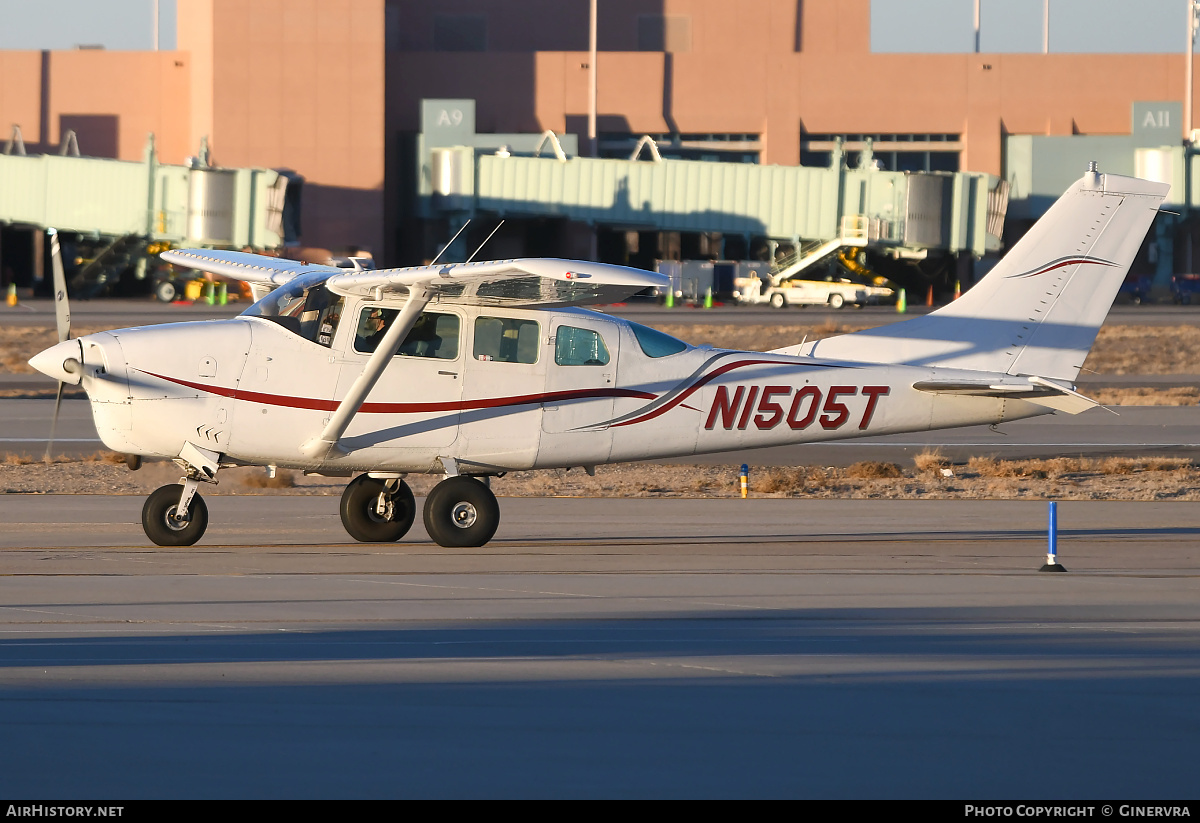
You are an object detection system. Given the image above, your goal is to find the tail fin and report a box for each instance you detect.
[789,170,1169,380]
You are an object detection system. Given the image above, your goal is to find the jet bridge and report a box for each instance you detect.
[419,140,1007,291]
[0,130,294,295]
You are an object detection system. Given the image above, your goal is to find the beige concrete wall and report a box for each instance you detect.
[204,0,387,255]
[0,50,191,162]
[384,0,1197,177]
[177,0,214,158]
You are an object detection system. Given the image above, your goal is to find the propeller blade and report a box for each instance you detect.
[45,229,72,461]
[44,380,65,463]
[48,229,71,343]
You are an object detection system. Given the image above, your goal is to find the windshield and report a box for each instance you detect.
[241,271,344,347]
[628,321,688,357]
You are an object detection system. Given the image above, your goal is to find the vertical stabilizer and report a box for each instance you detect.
[788,171,1169,380]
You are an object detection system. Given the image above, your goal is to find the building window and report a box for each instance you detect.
[800,133,961,172]
[637,15,691,52]
[598,133,760,164]
[434,15,487,52]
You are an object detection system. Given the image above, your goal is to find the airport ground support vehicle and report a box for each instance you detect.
[29,167,1167,548]
[732,272,894,309]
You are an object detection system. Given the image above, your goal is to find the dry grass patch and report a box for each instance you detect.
[1084,325,1200,374]
[1091,386,1200,406]
[846,460,903,479]
[913,449,950,473]
[239,468,297,489]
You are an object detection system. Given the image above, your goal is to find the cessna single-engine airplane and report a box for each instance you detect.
[30,167,1167,548]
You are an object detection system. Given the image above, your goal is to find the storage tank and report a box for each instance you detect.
[186,168,237,245]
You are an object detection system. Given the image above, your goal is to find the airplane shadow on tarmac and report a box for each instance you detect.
[0,609,1198,797]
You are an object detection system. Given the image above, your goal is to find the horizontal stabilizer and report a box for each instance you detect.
[912,375,1100,414]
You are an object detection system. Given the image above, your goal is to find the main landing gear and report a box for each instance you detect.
[340,473,500,548]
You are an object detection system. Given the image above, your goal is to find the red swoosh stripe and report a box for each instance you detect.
[136,369,655,413]
[1009,257,1117,279]
[610,358,786,427]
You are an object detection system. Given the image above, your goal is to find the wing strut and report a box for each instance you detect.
[299,285,433,460]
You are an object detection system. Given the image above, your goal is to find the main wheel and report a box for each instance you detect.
[828,293,845,310]
[340,474,416,542]
[769,292,786,309]
[423,477,500,548]
[142,483,209,546]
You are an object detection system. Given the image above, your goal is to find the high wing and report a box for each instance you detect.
[326,257,664,307]
[161,249,340,300]
[162,250,666,308]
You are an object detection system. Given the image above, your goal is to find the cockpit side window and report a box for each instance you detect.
[241,273,343,347]
[353,307,461,359]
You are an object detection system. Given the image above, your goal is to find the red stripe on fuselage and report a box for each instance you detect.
[135,369,655,413]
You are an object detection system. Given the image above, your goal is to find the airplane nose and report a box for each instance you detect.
[29,339,84,385]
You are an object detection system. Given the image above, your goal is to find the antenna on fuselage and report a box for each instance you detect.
[464,220,505,264]
[429,220,472,265]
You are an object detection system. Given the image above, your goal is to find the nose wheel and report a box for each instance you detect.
[142,483,209,546]
[423,476,500,548]
[340,474,416,542]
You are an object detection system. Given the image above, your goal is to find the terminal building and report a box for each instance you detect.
[1,0,1198,295]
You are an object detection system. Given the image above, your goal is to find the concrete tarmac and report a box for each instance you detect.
[1,495,1199,798]
[3,397,1196,464]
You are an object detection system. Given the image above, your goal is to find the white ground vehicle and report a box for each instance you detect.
[733,274,894,309]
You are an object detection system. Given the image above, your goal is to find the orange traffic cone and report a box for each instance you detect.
[926,285,934,307]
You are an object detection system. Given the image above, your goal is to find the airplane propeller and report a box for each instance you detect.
[44,229,74,462]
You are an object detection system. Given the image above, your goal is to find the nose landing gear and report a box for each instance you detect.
[142,481,209,546]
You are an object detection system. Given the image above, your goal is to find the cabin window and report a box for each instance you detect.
[473,316,539,364]
[353,307,460,359]
[243,274,344,348]
[629,321,688,357]
[555,326,610,366]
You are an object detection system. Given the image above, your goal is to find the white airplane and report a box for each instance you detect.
[29,168,1167,548]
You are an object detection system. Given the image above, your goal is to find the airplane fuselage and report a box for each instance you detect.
[66,300,1046,475]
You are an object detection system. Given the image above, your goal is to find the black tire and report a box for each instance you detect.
[828,293,845,310]
[155,280,178,303]
[340,474,416,542]
[423,477,500,548]
[142,483,209,546]
[769,292,786,309]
